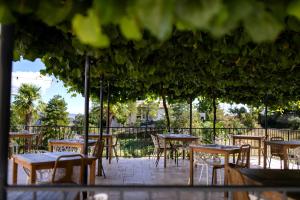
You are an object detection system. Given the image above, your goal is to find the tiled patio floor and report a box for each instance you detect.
[7,156,296,200]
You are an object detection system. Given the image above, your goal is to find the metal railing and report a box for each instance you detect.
[10,126,300,157]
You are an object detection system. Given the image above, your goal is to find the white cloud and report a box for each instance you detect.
[11,72,53,95]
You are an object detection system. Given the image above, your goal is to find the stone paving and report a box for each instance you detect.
[7,156,296,200]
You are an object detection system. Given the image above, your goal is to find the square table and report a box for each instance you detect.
[12,151,96,184]
[9,132,38,152]
[157,134,198,168]
[263,140,300,169]
[232,135,265,165]
[189,144,240,186]
[48,139,96,154]
[88,133,114,164]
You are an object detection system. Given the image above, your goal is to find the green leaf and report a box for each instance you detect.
[175,0,222,29]
[0,4,15,23]
[120,16,142,40]
[93,0,126,24]
[36,0,72,26]
[72,9,109,48]
[244,6,283,42]
[135,0,174,40]
[287,0,300,20]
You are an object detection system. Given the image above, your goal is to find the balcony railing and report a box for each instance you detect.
[10,126,300,158]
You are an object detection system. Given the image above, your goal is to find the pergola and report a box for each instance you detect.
[1,1,300,199]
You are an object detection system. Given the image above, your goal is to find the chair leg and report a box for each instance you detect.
[113,147,119,163]
[269,156,273,168]
[156,150,162,167]
[205,164,209,185]
[102,167,106,178]
[198,165,204,183]
[212,168,217,185]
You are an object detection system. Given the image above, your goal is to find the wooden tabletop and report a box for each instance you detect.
[13,151,96,165]
[240,169,300,200]
[189,144,240,153]
[48,139,96,145]
[264,140,300,146]
[232,135,265,139]
[157,133,198,139]
[240,169,300,186]
[9,132,37,138]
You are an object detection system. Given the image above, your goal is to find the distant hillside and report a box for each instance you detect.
[68,113,77,120]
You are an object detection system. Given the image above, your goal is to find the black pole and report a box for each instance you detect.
[106,82,110,159]
[98,75,104,176]
[83,55,90,185]
[189,97,193,135]
[213,97,217,143]
[265,104,268,139]
[0,24,14,200]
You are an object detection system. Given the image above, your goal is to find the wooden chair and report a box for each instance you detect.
[92,139,106,177]
[51,154,84,200]
[52,154,84,184]
[104,135,119,162]
[269,137,284,169]
[226,167,250,200]
[211,144,251,185]
[150,134,178,167]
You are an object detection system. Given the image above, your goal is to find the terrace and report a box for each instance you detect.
[1,1,300,200]
[6,126,300,199]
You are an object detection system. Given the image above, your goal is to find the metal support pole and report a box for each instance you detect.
[213,97,217,143]
[265,104,268,139]
[0,24,14,200]
[98,75,104,176]
[83,55,90,185]
[106,82,110,160]
[189,97,193,135]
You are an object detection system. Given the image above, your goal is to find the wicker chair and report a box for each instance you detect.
[150,134,178,167]
[288,147,300,169]
[269,137,284,169]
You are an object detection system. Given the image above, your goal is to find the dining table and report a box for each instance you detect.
[12,151,96,184]
[240,168,300,200]
[48,139,96,154]
[189,144,240,186]
[9,131,38,152]
[232,134,265,165]
[157,133,198,168]
[263,140,300,169]
[88,133,114,164]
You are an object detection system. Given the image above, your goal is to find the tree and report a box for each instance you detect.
[12,84,41,127]
[41,95,69,126]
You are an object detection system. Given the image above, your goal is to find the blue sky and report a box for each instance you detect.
[12,59,85,114]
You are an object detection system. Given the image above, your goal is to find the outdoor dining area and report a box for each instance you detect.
[2,1,300,200]
[5,127,300,200]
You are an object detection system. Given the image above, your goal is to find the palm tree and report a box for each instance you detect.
[13,84,41,128]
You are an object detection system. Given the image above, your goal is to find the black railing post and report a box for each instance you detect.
[189,97,193,135]
[212,97,217,142]
[98,75,104,176]
[0,24,14,200]
[264,104,268,139]
[83,55,90,186]
[106,81,110,160]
